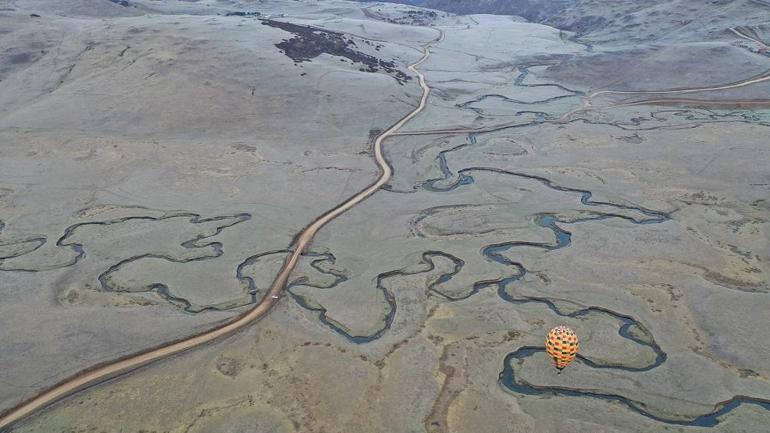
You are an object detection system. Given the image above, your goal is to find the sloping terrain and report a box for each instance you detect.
[1,0,770,432]
[0,0,431,418]
[366,0,770,45]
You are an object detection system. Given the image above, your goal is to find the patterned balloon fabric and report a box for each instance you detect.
[545,326,579,370]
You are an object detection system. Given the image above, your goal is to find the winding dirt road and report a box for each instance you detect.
[0,29,443,431]
[616,97,770,108]
[389,69,770,137]
[559,69,770,121]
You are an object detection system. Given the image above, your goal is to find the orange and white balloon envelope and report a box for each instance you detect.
[545,325,579,370]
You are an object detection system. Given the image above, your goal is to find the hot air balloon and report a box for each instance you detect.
[545,325,579,373]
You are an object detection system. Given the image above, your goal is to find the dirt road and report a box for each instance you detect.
[394,69,770,137]
[0,29,443,431]
[559,69,770,121]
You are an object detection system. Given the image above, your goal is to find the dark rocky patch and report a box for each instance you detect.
[9,53,32,64]
[555,15,607,34]
[262,19,410,85]
[215,356,243,377]
[1,50,45,81]
[108,0,130,7]
[225,11,261,17]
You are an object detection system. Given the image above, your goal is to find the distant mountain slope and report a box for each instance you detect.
[373,0,575,21]
[361,0,769,46]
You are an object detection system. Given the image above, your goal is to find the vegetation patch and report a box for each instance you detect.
[262,19,411,85]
